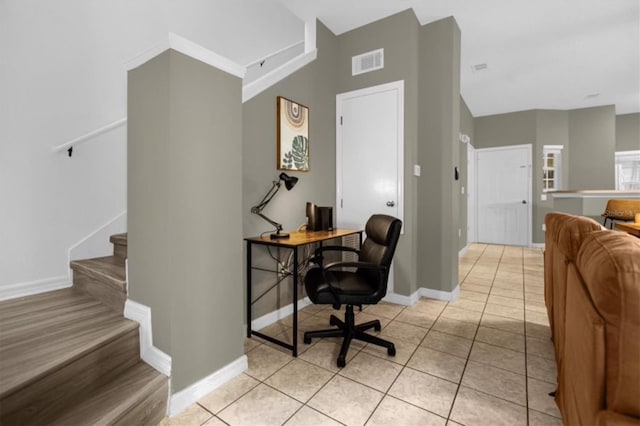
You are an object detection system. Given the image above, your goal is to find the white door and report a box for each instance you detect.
[476,145,531,246]
[336,81,404,291]
[467,143,476,244]
[336,81,404,228]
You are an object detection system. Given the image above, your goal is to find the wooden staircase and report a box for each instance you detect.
[0,234,168,425]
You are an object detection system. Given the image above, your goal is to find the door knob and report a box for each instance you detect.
[522,200,527,204]
[386,201,395,207]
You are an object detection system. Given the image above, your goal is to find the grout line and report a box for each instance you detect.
[446,243,500,421]
[521,246,532,426]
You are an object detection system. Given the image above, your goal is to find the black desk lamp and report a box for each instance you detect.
[251,172,299,239]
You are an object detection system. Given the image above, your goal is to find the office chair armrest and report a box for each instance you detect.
[310,245,360,265]
[323,261,383,271]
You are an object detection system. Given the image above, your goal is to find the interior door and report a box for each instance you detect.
[336,81,403,228]
[336,81,404,291]
[476,145,531,246]
[467,143,476,244]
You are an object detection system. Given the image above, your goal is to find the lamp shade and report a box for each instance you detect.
[279,172,298,191]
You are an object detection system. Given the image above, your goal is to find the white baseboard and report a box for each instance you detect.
[251,297,313,331]
[0,276,71,302]
[383,290,420,306]
[531,243,545,249]
[169,355,248,417]
[458,245,469,257]
[420,284,460,302]
[124,299,172,377]
[383,283,460,306]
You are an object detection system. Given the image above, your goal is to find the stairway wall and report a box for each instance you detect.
[0,0,166,295]
[128,49,244,393]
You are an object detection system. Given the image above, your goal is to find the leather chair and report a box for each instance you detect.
[601,199,640,229]
[303,214,402,367]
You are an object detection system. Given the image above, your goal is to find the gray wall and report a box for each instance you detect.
[475,110,537,149]
[474,111,541,242]
[334,9,420,297]
[418,17,461,293]
[243,10,463,306]
[474,106,618,244]
[616,113,640,151]
[568,105,615,189]
[128,50,244,393]
[535,110,569,242]
[242,21,339,319]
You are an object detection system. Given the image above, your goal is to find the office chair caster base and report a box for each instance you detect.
[337,356,346,368]
[387,345,396,356]
[303,336,312,344]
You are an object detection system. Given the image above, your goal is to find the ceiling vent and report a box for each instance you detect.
[352,49,384,76]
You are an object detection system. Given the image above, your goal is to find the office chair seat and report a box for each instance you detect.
[305,269,382,305]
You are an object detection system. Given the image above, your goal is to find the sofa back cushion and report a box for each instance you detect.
[576,230,640,417]
[544,212,602,363]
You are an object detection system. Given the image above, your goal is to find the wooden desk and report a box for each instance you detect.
[245,229,362,356]
[615,222,640,238]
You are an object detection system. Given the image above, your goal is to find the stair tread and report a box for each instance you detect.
[0,288,138,399]
[51,362,167,425]
[71,255,126,289]
[110,233,128,246]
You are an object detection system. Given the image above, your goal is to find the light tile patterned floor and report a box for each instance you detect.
[161,244,562,426]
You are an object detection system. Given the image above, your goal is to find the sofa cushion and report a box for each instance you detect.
[544,213,602,366]
[576,230,640,417]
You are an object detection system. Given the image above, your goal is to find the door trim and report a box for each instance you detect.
[335,80,405,227]
[475,144,533,247]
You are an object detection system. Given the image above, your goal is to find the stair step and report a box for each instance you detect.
[0,288,139,400]
[0,288,162,425]
[111,232,128,259]
[71,255,127,312]
[71,255,126,290]
[50,362,167,426]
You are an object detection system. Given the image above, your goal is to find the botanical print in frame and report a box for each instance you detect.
[277,96,309,171]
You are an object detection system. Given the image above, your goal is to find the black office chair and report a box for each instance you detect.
[303,214,402,367]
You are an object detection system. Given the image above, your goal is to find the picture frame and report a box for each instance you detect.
[277,96,309,171]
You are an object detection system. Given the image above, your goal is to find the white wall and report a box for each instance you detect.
[0,0,167,293]
[0,0,306,297]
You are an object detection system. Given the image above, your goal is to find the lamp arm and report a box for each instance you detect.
[255,212,283,233]
[250,180,281,215]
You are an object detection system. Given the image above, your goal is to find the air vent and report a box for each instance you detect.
[352,48,384,76]
[471,63,488,73]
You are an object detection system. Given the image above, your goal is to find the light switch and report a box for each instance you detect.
[541,194,547,201]
[413,164,421,176]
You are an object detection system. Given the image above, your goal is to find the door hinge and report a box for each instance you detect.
[340,199,343,208]
[340,116,343,125]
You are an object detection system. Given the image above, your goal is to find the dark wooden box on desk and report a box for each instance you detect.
[245,229,362,356]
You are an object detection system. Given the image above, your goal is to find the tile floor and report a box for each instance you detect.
[161,244,562,426]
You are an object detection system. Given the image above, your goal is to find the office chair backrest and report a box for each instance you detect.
[360,214,402,283]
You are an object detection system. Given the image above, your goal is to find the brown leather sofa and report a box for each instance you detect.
[544,213,640,425]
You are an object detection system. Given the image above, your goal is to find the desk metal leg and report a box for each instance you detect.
[292,247,298,357]
[246,241,252,338]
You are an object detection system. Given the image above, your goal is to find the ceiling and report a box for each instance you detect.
[226,0,639,118]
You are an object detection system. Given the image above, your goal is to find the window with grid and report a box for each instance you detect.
[615,150,640,190]
[542,146,563,192]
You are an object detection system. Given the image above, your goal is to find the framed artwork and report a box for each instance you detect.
[277,96,309,171]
